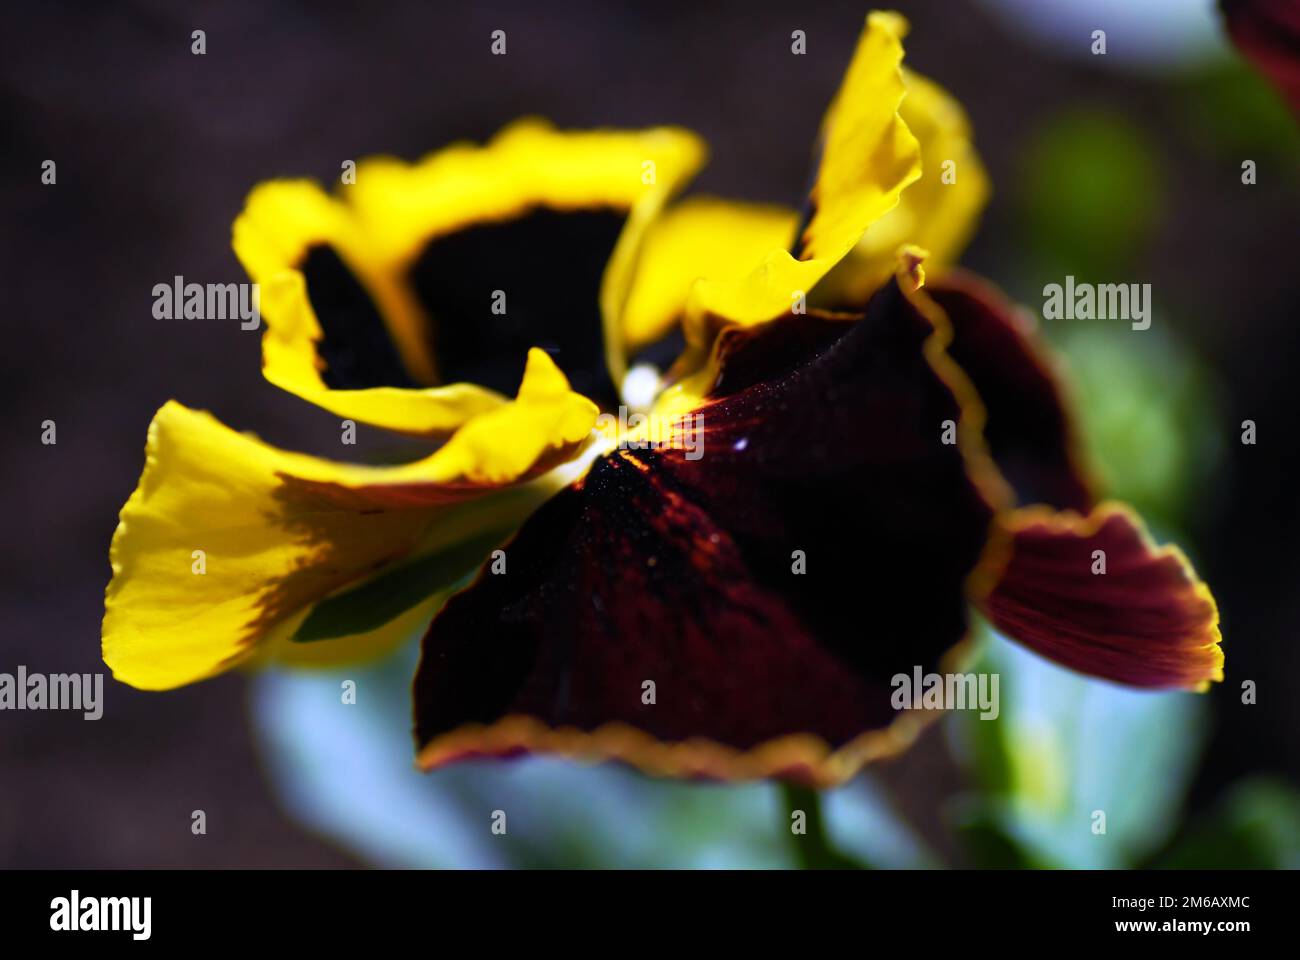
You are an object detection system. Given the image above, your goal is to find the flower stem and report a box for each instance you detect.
[780,782,868,869]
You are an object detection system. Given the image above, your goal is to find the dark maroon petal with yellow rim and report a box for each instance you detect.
[1222,0,1300,114]
[926,271,1094,513]
[414,278,1001,785]
[978,505,1223,690]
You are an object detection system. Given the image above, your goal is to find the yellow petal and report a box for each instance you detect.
[618,197,801,352]
[816,67,989,307]
[428,348,602,485]
[345,118,705,267]
[233,119,705,428]
[256,267,508,436]
[684,11,921,329]
[348,118,705,390]
[232,179,352,291]
[102,349,597,690]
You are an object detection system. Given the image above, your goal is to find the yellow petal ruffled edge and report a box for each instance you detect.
[816,66,989,307]
[102,349,596,690]
[233,119,706,433]
[683,11,922,329]
[614,13,991,371]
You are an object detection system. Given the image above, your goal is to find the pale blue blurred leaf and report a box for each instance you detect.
[950,624,1207,868]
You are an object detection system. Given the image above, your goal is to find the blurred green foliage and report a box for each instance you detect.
[1148,779,1300,869]
[1171,62,1300,164]
[1020,110,1165,281]
[1059,325,1223,531]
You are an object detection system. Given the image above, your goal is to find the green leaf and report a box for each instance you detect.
[292,530,508,643]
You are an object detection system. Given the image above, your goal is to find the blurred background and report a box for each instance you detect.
[1,0,1296,868]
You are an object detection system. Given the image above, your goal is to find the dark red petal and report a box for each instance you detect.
[1223,0,1300,114]
[413,279,999,784]
[926,271,1094,513]
[979,505,1223,689]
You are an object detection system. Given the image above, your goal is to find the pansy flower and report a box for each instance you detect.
[103,11,1222,786]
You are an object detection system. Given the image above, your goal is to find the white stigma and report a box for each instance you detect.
[620,363,662,413]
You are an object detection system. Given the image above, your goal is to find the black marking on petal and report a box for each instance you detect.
[409,208,625,406]
[301,245,416,390]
